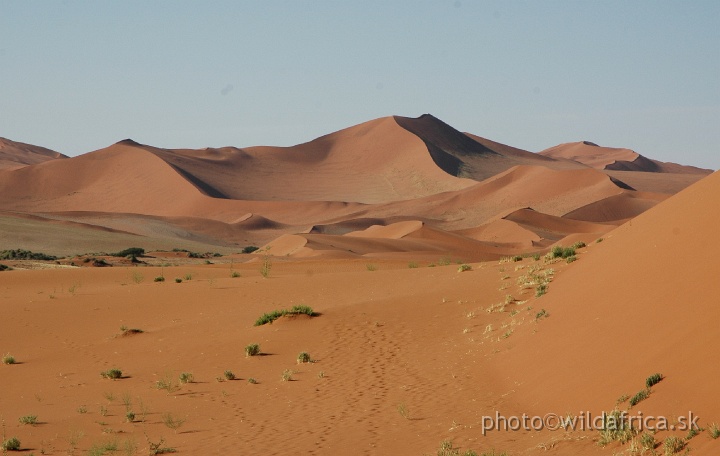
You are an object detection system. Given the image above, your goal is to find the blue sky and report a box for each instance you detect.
[1,1,718,169]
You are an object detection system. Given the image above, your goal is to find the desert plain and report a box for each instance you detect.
[0,114,719,455]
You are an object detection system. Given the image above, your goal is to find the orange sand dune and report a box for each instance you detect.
[492,170,720,454]
[0,137,66,170]
[563,191,669,223]
[540,140,711,174]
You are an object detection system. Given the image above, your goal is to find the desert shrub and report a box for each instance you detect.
[93,258,110,267]
[598,408,637,445]
[179,372,194,384]
[281,369,293,381]
[597,237,604,243]
[162,413,185,433]
[709,422,720,439]
[231,270,241,278]
[532,253,541,261]
[572,241,587,249]
[247,378,258,384]
[550,246,576,259]
[535,309,549,320]
[566,255,577,263]
[639,432,656,450]
[457,264,472,272]
[223,370,236,380]
[2,353,15,364]
[297,352,312,364]
[1,437,21,451]
[0,249,56,261]
[663,436,685,454]
[174,277,182,283]
[435,439,484,456]
[629,389,650,407]
[511,255,522,262]
[408,262,419,269]
[112,247,145,258]
[245,344,260,357]
[183,273,193,280]
[155,375,180,394]
[154,276,165,282]
[126,411,136,422]
[645,373,663,388]
[254,305,315,326]
[535,284,547,297]
[101,368,122,379]
[366,264,377,271]
[18,415,37,425]
[0,264,11,271]
[242,245,259,254]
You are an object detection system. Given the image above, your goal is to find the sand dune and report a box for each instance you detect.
[540,140,711,174]
[490,170,720,453]
[0,137,66,170]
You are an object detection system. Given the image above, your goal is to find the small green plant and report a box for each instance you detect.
[645,373,663,388]
[572,241,586,249]
[260,251,272,278]
[183,273,193,281]
[639,431,656,451]
[597,237,604,243]
[550,245,576,259]
[366,263,377,271]
[154,276,165,282]
[535,283,547,297]
[174,277,182,283]
[566,255,577,263]
[242,245,259,254]
[77,405,88,414]
[126,411,135,423]
[120,326,143,336]
[297,352,312,364]
[101,368,123,379]
[161,413,185,433]
[397,403,409,419]
[532,253,541,261]
[179,372,194,384]
[155,374,180,394]
[0,264,11,271]
[686,426,702,440]
[131,271,144,284]
[245,343,261,357]
[18,415,37,425]
[145,434,177,455]
[598,408,637,446]
[231,270,240,278]
[317,371,325,379]
[629,389,650,407]
[2,353,15,365]
[535,309,549,320]
[511,255,522,262]
[709,422,720,439]
[1,437,21,451]
[223,370,236,381]
[408,262,419,269]
[663,436,685,455]
[281,369,294,381]
[457,264,472,272]
[112,247,145,258]
[247,377,258,384]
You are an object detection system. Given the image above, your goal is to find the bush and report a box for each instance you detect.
[101,368,123,379]
[112,247,145,258]
[223,370,236,381]
[566,255,577,263]
[663,436,685,454]
[535,284,547,297]
[247,377,258,384]
[154,276,165,282]
[572,241,586,249]
[457,264,472,272]
[0,264,11,271]
[179,372,194,384]
[18,415,37,425]
[550,246,576,259]
[1,437,20,451]
[645,373,663,388]
[511,255,522,262]
[297,352,312,364]
[0,249,56,261]
[281,369,293,381]
[2,353,15,364]
[245,344,260,357]
[174,277,182,283]
[242,246,259,254]
[708,422,720,439]
[254,305,315,326]
[629,389,650,407]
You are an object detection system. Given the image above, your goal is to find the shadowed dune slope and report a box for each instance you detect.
[495,171,720,453]
[0,137,67,170]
